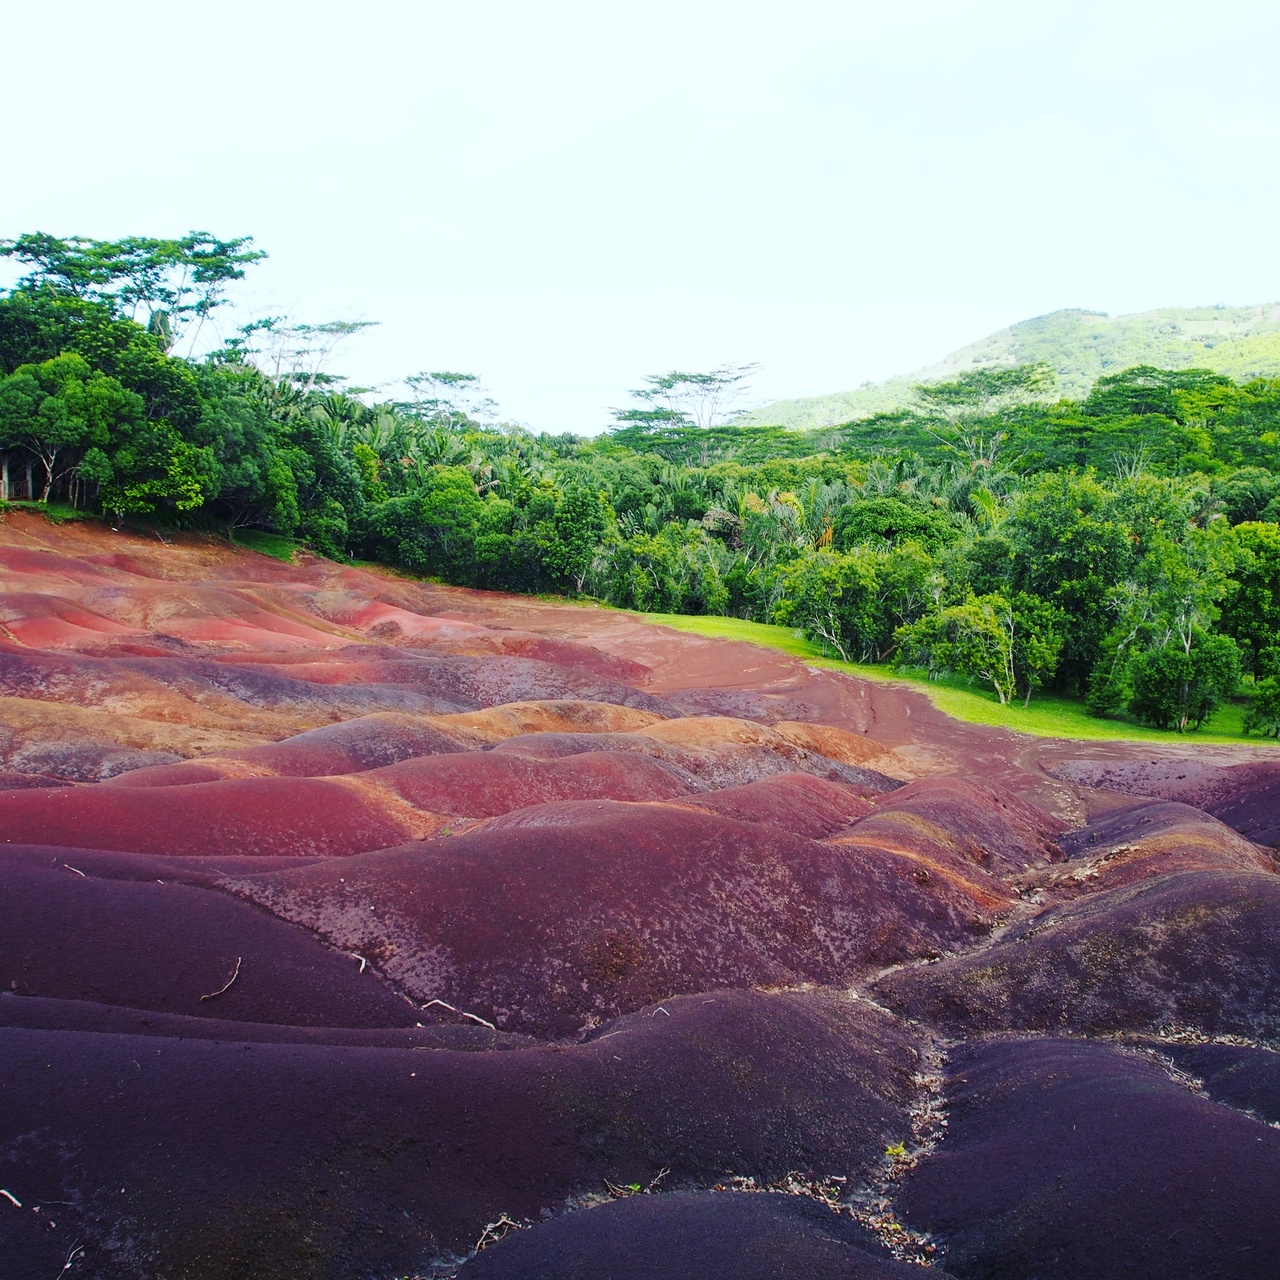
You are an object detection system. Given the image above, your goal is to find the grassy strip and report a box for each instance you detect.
[638,612,1272,747]
[0,499,93,525]
[231,529,297,562]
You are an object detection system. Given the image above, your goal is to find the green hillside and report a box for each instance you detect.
[745,304,1280,429]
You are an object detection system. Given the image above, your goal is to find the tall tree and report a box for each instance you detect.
[0,232,265,354]
[611,363,761,432]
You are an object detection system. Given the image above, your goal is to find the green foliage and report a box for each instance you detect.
[1244,677,1280,738]
[1220,521,1280,674]
[1126,631,1242,732]
[833,496,958,552]
[2,228,1277,745]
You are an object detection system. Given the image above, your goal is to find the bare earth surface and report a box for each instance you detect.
[1,512,1278,1280]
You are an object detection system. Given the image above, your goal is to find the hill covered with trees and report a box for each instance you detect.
[743,304,1280,429]
[2,232,1279,738]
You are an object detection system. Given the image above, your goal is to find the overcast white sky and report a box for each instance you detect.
[5,1,1279,432]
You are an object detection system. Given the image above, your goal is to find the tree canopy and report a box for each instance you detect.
[3,228,1279,735]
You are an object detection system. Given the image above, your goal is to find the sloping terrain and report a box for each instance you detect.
[1,510,1278,1279]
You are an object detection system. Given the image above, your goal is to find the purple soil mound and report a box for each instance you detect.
[0,852,415,1026]
[1045,799,1277,896]
[1046,756,1280,848]
[1151,1041,1280,1124]
[236,801,1012,1036]
[0,994,528,1049]
[898,1038,1280,1280]
[457,1191,953,1280]
[862,776,1067,874]
[1196,762,1280,848]
[877,869,1280,1039]
[0,990,921,1279]
[294,650,678,714]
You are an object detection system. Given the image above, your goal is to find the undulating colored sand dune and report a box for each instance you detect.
[1,511,1279,1280]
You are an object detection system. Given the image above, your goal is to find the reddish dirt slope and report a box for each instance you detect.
[1,511,1278,1280]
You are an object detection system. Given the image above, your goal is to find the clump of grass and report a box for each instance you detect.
[231,529,297,562]
[638,612,1273,748]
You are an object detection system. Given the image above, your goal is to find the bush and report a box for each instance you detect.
[1126,633,1241,732]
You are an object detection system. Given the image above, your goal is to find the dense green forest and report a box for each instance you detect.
[2,232,1279,736]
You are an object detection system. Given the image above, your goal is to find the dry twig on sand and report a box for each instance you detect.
[473,1214,522,1252]
[56,1243,85,1277]
[199,956,242,1001]
[421,998,496,1031]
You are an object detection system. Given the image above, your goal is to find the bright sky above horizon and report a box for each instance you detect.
[6,0,1280,433]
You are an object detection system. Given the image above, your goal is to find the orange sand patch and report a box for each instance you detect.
[429,700,668,743]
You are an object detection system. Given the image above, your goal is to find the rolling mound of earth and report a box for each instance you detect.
[1,511,1278,1280]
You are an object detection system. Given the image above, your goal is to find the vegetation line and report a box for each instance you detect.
[639,612,1272,746]
[2,230,1279,741]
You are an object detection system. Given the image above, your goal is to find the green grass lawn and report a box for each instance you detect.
[230,529,298,562]
[638,611,1273,747]
[0,499,93,525]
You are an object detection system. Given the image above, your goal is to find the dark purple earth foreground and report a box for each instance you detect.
[2,513,1279,1279]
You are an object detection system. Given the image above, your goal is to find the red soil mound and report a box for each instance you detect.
[0,750,693,858]
[0,991,921,1279]
[677,772,875,838]
[0,775,434,857]
[863,775,1067,874]
[368,748,695,813]
[234,801,1021,1036]
[0,590,144,647]
[898,1038,1280,1280]
[821,778,1067,926]
[458,1192,953,1280]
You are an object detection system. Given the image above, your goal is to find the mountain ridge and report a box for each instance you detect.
[744,303,1280,429]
